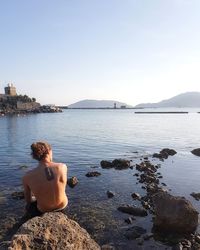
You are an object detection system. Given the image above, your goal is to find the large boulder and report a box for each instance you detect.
[8,212,100,250]
[152,192,199,233]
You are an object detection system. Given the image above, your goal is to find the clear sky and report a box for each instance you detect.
[0,0,200,105]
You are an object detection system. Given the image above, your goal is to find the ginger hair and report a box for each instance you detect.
[31,142,51,161]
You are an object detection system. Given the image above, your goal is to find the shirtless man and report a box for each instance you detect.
[22,142,68,217]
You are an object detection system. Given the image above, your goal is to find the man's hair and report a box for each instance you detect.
[31,142,51,161]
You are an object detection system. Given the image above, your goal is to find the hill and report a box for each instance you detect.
[135,92,200,108]
[68,99,132,108]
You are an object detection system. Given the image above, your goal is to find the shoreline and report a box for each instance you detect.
[1,148,200,249]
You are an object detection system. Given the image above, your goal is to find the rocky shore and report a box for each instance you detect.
[0,105,62,116]
[2,147,200,249]
[7,213,100,250]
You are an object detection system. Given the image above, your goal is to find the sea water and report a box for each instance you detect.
[0,109,200,249]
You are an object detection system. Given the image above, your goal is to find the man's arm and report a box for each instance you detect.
[60,164,67,185]
[22,176,32,209]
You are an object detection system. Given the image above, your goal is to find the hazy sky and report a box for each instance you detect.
[0,0,200,105]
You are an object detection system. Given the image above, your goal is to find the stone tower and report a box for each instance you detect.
[4,83,17,96]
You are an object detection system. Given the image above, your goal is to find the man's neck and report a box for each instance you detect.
[39,157,52,167]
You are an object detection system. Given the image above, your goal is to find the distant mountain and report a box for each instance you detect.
[135,92,200,108]
[68,99,132,108]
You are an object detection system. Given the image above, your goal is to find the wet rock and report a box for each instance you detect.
[125,226,147,240]
[118,205,148,216]
[136,161,157,173]
[160,148,177,156]
[11,191,24,200]
[139,173,159,184]
[9,212,100,250]
[153,148,177,160]
[112,159,130,170]
[190,192,200,201]
[141,201,151,210]
[152,153,166,160]
[152,192,199,233]
[107,191,115,198]
[131,193,141,200]
[85,171,101,177]
[133,173,139,177]
[100,160,113,169]
[124,216,135,224]
[67,176,78,188]
[136,163,147,172]
[191,148,200,157]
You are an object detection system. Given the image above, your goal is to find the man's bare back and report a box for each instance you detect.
[23,142,68,214]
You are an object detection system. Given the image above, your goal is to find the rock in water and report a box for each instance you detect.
[85,171,101,177]
[152,192,198,233]
[9,212,100,250]
[100,160,113,169]
[118,205,147,216]
[125,226,147,240]
[67,176,78,188]
[160,148,177,156]
[11,191,24,200]
[191,148,200,157]
[190,192,200,201]
[131,193,141,200]
[112,159,130,170]
[107,190,115,198]
[153,148,177,160]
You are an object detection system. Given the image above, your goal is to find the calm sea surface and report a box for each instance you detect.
[0,109,200,249]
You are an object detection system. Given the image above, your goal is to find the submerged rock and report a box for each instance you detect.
[85,171,101,177]
[152,192,199,233]
[9,212,100,250]
[125,226,147,240]
[11,191,24,200]
[191,148,200,157]
[67,176,78,188]
[118,205,148,217]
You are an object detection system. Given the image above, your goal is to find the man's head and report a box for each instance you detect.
[31,142,52,161]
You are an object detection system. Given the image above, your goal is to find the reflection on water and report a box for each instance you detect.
[0,110,200,249]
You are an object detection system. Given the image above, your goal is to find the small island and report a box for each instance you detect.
[0,84,62,116]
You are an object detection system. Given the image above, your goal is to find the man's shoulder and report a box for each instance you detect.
[53,163,67,171]
[22,169,35,182]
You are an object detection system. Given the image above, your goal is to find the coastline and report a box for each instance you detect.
[1,148,200,249]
